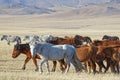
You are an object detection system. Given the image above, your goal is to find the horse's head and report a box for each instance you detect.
[1,35,7,41]
[23,35,29,41]
[12,44,21,58]
[12,43,30,58]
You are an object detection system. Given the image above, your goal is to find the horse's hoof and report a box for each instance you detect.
[51,69,55,72]
[39,72,43,74]
[22,67,25,70]
[60,67,65,72]
[35,68,38,71]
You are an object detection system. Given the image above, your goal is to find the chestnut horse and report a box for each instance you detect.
[76,45,107,74]
[95,45,120,73]
[12,43,66,72]
[49,37,75,45]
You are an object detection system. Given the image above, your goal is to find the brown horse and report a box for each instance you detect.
[76,45,95,73]
[12,43,66,72]
[93,40,120,46]
[95,45,120,73]
[93,40,120,73]
[49,36,75,45]
[76,45,107,74]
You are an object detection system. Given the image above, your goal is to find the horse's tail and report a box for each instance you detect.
[72,48,84,71]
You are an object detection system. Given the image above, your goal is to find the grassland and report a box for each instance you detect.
[0,14,120,80]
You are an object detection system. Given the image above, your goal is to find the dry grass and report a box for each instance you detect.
[0,15,120,80]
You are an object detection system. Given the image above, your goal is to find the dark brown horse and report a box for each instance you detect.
[95,45,120,73]
[74,35,92,46]
[102,35,119,41]
[12,43,66,72]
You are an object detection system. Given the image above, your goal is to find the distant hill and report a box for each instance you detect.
[0,0,120,16]
[0,0,110,8]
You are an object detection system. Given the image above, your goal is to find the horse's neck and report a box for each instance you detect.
[24,50,31,57]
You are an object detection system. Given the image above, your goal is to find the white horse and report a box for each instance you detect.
[38,35,55,42]
[23,35,54,43]
[1,35,21,45]
[29,42,84,74]
[23,35,39,42]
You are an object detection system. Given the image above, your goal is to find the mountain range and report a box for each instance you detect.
[0,0,120,16]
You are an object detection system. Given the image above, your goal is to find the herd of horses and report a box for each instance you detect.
[1,34,120,74]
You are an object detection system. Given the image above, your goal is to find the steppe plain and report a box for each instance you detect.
[0,14,120,80]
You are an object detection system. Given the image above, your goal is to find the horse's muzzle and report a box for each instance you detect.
[12,55,17,58]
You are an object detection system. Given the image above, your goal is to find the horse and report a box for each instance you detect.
[102,35,119,40]
[92,40,120,46]
[76,45,107,74]
[23,35,39,42]
[49,36,75,46]
[23,35,55,42]
[12,43,66,72]
[74,35,92,46]
[29,42,84,74]
[95,45,120,73]
[1,35,21,45]
[39,35,55,42]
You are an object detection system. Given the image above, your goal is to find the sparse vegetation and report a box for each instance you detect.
[0,15,120,80]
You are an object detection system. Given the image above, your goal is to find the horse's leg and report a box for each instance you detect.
[110,60,116,73]
[45,61,50,74]
[96,61,106,73]
[90,59,96,74]
[83,62,88,72]
[39,59,46,74]
[97,62,103,73]
[22,57,31,70]
[70,59,79,73]
[110,63,115,73]
[58,59,66,72]
[51,61,57,72]
[101,61,107,71]
[64,59,70,74]
[63,59,67,70]
[8,41,10,45]
[88,61,92,73]
[32,57,38,71]
[104,58,111,73]
[116,62,119,74]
